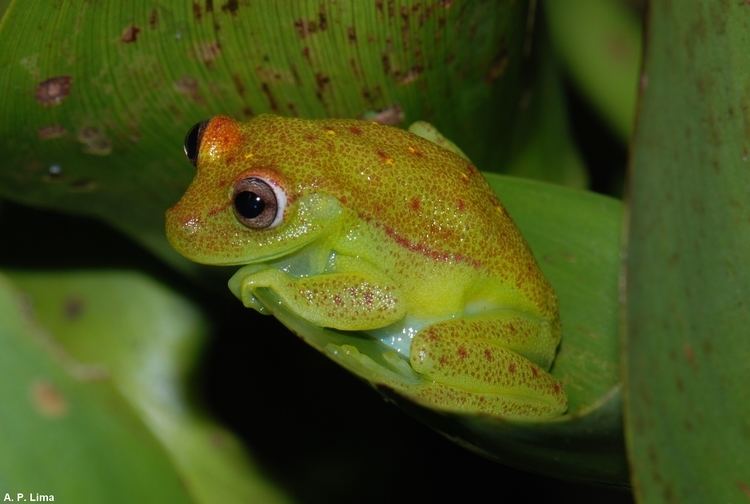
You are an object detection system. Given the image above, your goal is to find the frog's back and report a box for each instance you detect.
[239,115,556,319]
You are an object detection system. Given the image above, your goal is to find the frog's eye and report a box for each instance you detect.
[183,120,208,166]
[232,177,286,229]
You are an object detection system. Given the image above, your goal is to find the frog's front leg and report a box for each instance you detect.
[409,316,566,418]
[231,266,406,331]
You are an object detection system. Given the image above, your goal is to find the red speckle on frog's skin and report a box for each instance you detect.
[409,196,421,211]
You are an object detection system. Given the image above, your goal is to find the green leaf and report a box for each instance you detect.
[504,26,588,188]
[254,174,627,484]
[545,0,641,139]
[0,0,529,271]
[7,270,290,504]
[0,273,192,503]
[625,2,750,502]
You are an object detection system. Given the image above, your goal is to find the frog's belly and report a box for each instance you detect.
[365,316,441,357]
[365,268,486,356]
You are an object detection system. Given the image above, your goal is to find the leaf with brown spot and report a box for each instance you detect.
[6,270,289,504]
[625,1,750,501]
[0,273,192,502]
[0,1,529,273]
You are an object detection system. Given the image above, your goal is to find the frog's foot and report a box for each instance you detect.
[231,268,406,331]
[407,121,470,160]
[408,317,566,418]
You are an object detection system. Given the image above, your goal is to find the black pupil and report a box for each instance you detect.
[235,191,265,219]
[184,120,207,164]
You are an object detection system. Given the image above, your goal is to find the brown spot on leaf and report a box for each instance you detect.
[77,126,112,156]
[409,196,421,211]
[120,24,140,43]
[35,76,72,107]
[486,49,509,83]
[198,41,221,66]
[607,33,635,63]
[31,380,68,418]
[222,0,239,15]
[398,66,423,86]
[381,53,391,75]
[149,8,159,27]
[64,296,85,320]
[347,26,357,43]
[174,76,205,104]
[683,343,697,369]
[231,74,245,96]
[293,19,307,37]
[210,431,226,448]
[37,124,67,140]
[294,16,323,38]
[315,72,330,102]
[261,82,279,111]
[737,481,750,499]
[193,2,202,20]
[318,9,328,30]
[69,178,98,192]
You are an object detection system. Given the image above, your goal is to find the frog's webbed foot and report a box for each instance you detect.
[230,268,406,331]
[409,316,566,418]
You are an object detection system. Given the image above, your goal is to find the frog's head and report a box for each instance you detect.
[165,115,343,265]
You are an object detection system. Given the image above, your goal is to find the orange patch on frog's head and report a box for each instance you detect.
[166,115,341,265]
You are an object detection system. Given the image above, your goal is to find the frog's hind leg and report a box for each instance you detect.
[408,316,566,418]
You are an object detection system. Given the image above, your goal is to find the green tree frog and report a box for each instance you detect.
[166,115,566,419]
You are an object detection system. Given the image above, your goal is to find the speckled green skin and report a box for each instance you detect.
[166,115,566,418]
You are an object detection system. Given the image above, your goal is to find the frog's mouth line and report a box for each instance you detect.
[193,230,325,267]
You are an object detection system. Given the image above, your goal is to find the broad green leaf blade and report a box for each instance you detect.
[625,2,750,502]
[255,174,626,484]
[545,0,641,139]
[0,273,192,503]
[7,270,289,504]
[0,0,528,270]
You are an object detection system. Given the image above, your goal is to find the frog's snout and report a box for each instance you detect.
[165,201,202,257]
